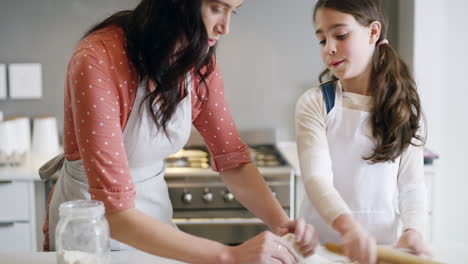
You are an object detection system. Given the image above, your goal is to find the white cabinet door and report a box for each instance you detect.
[0,180,37,252]
[0,181,30,221]
[424,167,436,242]
[0,222,33,252]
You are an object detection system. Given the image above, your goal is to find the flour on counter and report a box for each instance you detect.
[281,233,356,264]
[303,254,352,264]
[57,250,109,264]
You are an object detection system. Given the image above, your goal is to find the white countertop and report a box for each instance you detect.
[0,152,293,181]
[165,166,292,178]
[0,162,41,181]
[0,243,463,264]
[1,142,434,181]
[0,154,52,181]
[277,141,302,176]
[0,250,186,264]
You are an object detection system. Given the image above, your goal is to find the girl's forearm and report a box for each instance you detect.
[332,213,360,236]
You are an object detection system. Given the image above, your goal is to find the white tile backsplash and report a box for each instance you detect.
[0,64,6,99]
[8,63,43,99]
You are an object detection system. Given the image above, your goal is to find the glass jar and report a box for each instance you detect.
[55,200,110,264]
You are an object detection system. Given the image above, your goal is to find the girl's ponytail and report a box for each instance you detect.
[366,41,425,163]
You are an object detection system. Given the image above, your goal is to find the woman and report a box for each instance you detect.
[41,0,318,263]
[295,0,430,263]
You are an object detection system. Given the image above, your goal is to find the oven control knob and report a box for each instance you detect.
[223,191,235,203]
[202,191,214,203]
[182,192,193,204]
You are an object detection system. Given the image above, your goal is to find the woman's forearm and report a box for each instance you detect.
[219,163,290,231]
[106,208,229,264]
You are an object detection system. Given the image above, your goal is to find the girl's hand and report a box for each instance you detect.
[219,231,300,264]
[272,218,319,257]
[395,229,432,257]
[342,227,377,264]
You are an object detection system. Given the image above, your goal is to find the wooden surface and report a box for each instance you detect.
[324,243,444,264]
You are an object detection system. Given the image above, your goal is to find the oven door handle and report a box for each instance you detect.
[173,218,264,225]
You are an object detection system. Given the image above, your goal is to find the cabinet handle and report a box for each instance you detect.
[0,180,13,185]
[0,222,15,227]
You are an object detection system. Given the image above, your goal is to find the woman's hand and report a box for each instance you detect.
[219,231,300,264]
[272,218,319,257]
[341,227,377,264]
[395,229,432,257]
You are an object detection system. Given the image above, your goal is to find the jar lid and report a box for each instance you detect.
[59,200,105,218]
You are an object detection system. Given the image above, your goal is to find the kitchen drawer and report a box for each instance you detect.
[0,181,30,221]
[0,222,33,252]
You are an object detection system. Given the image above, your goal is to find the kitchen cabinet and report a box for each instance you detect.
[0,250,186,264]
[0,163,45,252]
[424,165,436,242]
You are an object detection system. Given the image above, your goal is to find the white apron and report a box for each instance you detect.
[48,76,192,250]
[299,83,401,245]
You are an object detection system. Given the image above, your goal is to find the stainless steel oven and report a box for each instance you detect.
[165,129,294,245]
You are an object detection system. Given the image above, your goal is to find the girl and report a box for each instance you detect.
[41,0,318,263]
[295,0,430,263]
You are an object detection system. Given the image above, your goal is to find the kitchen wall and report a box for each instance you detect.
[0,0,398,142]
[402,0,468,244]
[445,0,468,243]
[217,0,398,140]
[0,0,139,135]
[411,0,449,243]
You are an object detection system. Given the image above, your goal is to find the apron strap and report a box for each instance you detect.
[320,80,336,114]
[38,153,65,180]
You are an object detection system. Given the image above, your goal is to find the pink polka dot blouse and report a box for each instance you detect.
[63,26,252,213]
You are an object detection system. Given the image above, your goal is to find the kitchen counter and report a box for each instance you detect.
[0,250,186,264]
[165,166,292,178]
[277,141,301,176]
[0,156,293,181]
[0,162,40,181]
[0,243,463,264]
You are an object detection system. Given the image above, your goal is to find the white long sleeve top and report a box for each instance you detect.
[295,84,428,236]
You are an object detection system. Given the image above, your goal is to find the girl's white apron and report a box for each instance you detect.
[299,83,401,244]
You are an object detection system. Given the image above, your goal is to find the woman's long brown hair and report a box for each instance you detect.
[83,0,214,137]
[314,0,425,163]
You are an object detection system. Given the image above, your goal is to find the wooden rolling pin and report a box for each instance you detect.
[324,243,445,264]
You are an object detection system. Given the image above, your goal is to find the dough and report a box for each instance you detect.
[282,233,302,255]
[281,234,355,264]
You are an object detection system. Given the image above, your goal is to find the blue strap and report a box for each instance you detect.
[320,81,336,114]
